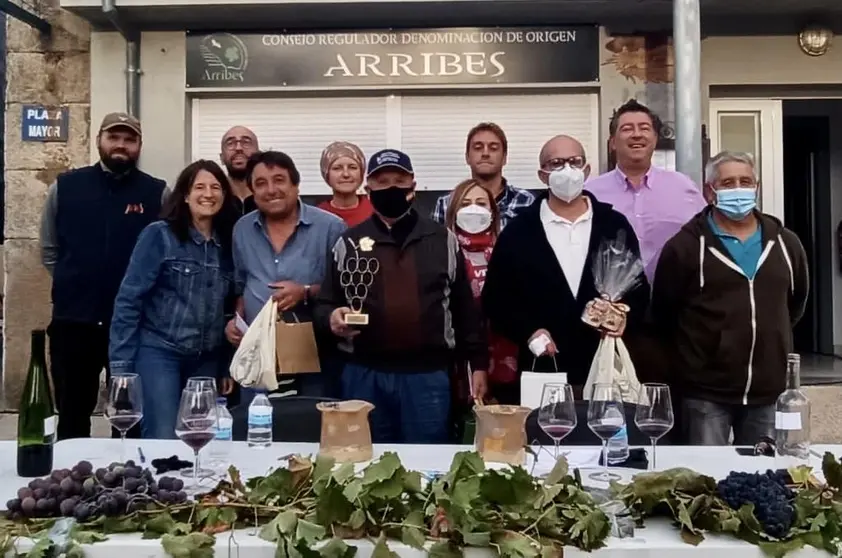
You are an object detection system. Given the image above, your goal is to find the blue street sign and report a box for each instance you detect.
[21,105,69,142]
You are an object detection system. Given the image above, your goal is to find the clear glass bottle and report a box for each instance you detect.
[775,353,811,465]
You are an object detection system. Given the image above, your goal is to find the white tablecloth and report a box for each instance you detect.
[0,439,839,557]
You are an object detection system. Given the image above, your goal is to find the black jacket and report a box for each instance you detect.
[313,210,488,373]
[52,164,166,324]
[482,192,650,386]
[652,208,809,406]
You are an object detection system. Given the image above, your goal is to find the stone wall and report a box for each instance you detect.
[3,4,91,409]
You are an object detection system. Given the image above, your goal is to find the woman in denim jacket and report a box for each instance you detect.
[110,160,237,439]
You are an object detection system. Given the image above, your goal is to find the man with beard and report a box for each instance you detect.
[220,125,260,215]
[39,112,167,440]
[432,122,535,229]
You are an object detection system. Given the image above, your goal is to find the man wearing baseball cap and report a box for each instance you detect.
[314,149,488,444]
[39,111,167,440]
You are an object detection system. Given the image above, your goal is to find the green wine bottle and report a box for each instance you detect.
[17,329,56,477]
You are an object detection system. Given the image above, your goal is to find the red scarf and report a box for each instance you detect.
[456,230,519,389]
[457,231,495,299]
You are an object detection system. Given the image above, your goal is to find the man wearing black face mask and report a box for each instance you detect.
[39,112,167,440]
[313,149,488,444]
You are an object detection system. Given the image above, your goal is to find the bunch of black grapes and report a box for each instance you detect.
[5,460,187,521]
[716,470,795,539]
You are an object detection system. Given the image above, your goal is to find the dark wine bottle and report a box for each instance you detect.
[16,329,56,477]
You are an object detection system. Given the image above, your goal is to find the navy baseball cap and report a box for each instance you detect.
[366,149,414,177]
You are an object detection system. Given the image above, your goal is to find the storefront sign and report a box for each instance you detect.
[21,105,69,142]
[186,27,599,88]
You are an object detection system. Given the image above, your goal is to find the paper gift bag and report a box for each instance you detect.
[520,355,568,410]
[582,336,641,404]
[275,314,322,375]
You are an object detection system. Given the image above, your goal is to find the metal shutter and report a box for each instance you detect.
[400,93,600,191]
[191,97,388,195]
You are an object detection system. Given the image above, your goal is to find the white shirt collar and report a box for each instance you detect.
[540,197,593,226]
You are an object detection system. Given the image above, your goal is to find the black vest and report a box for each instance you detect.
[52,164,166,324]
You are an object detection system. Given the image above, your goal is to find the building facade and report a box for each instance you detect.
[4,0,842,432]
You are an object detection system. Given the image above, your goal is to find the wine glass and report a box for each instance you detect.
[182,377,218,478]
[175,387,218,492]
[537,383,577,460]
[634,383,674,470]
[105,374,143,463]
[587,383,625,483]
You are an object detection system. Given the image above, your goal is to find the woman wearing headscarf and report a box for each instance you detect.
[317,141,374,227]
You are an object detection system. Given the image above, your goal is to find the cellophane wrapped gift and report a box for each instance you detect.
[582,232,644,404]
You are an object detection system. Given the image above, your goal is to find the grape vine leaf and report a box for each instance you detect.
[143,511,177,538]
[400,510,426,550]
[545,458,569,486]
[491,530,538,558]
[69,528,108,544]
[429,540,462,558]
[318,537,358,558]
[160,532,215,558]
[296,519,326,545]
[371,533,399,558]
[24,537,51,558]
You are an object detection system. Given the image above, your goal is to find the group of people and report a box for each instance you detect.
[38,99,809,447]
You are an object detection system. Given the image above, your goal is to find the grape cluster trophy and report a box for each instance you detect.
[339,236,380,326]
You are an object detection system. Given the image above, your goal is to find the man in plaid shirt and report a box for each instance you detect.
[432,122,536,229]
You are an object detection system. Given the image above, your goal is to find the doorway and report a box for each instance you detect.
[781,100,838,356]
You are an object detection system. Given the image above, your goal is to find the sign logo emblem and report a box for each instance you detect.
[199,33,248,83]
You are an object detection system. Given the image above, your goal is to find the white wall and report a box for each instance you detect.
[90,31,188,185]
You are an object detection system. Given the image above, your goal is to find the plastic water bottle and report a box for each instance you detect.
[209,398,233,472]
[247,393,273,448]
[606,427,630,465]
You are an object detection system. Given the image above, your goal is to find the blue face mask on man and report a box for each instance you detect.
[715,187,757,220]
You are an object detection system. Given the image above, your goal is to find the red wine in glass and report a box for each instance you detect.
[178,431,215,452]
[541,423,575,439]
[636,420,672,439]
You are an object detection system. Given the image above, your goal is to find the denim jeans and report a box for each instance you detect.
[340,363,451,444]
[135,345,221,439]
[682,397,775,446]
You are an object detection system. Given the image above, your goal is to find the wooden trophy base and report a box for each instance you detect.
[344,312,369,326]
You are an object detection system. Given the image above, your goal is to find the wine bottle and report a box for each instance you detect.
[17,329,56,477]
[775,353,811,466]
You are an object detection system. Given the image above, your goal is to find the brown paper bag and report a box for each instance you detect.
[275,314,321,375]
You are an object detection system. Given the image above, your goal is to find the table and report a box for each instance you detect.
[1,439,839,557]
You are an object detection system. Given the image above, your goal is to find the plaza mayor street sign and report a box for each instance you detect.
[185,27,599,88]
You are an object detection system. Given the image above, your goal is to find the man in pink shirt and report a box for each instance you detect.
[586,100,706,281]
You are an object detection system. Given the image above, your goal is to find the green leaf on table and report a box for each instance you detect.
[367,477,405,500]
[319,537,358,558]
[400,510,426,550]
[161,533,215,558]
[491,530,538,558]
[259,510,298,542]
[788,465,815,486]
[737,503,764,533]
[295,519,326,546]
[217,507,238,527]
[332,463,356,484]
[481,468,537,507]
[102,515,142,533]
[25,537,52,558]
[545,457,569,485]
[144,511,177,538]
[348,509,366,530]
[451,477,481,508]
[679,529,704,546]
[462,531,491,547]
[342,479,363,502]
[445,452,485,483]
[371,534,399,558]
[402,470,423,493]
[362,453,402,485]
[757,537,806,558]
[70,528,108,544]
[314,455,337,482]
[316,482,355,526]
[65,541,86,558]
[822,453,842,491]
[248,467,297,504]
[429,540,462,558]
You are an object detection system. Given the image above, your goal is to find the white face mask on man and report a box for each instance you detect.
[548,165,585,203]
[456,204,492,234]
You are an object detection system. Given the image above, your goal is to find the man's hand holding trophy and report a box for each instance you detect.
[329,236,380,338]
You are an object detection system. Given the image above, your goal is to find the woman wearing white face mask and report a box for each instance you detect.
[444,180,519,405]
